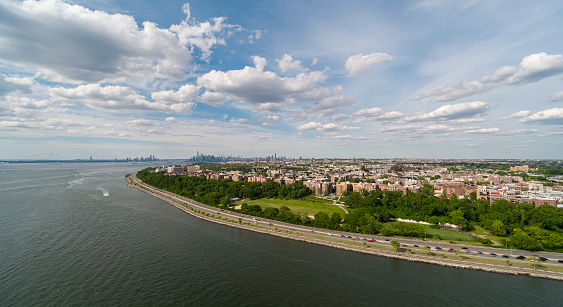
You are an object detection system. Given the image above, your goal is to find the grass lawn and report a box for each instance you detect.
[237,197,345,216]
[423,225,476,242]
[471,225,490,235]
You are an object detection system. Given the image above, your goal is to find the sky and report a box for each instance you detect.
[0,0,562,160]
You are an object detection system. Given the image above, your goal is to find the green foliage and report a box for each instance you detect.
[390,239,400,252]
[383,222,426,238]
[490,220,506,236]
[137,168,312,206]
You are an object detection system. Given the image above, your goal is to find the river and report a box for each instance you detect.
[0,162,560,306]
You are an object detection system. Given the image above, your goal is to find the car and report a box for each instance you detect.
[368,239,376,242]
[448,248,454,252]
[461,247,468,249]
[477,251,483,254]
[465,250,470,254]
[558,260,563,263]
[341,235,345,237]
[469,252,476,255]
[539,257,549,262]
[489,253,496,257]
[516,255,526,260]
[413,245,419,248]
[348,236,353,238]
[435,247,442,250]
[385,239,390,241]
[502,255,510,258]
[328,233,333,236]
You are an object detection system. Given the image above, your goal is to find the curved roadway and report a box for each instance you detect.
[130,173,563,265]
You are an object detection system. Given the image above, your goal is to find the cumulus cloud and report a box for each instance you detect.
[0,74,36,96]
[230,117,250,124]
[277,54,306,72]
[49,84,193,112]
[197,56,328,109]
[170,3,243,61]
[500,129,537,135]
[297,121,359,131]
[259,115,280,123]
[416,52,563,102]
[405,101,489,122]
[501,110,531,120]
[0,0,244,84]
[465,127,500,134]
[520,108,563,125]
[352,107,403,122]
[197,91,228,106]
[345,52,394,76]
[549,91,563,102]
[151,84,200,104]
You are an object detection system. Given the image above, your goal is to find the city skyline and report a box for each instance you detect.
[1,0,562,160]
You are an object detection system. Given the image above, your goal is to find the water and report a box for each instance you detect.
[0,163,561,306]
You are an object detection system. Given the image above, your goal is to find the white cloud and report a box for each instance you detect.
[259,115,280,123]
[416,52,563,102]
[345,52,394,76]
[311,58,318,66]
[549,91,563,102]
[230,117,250,124]
[0,0,245,84]
[465,127,500,134]
[506,53,563,85]
[297,121,359,131]
[277,54,306,72]
[151,84,199,104]
[197,56,328,109]
[501,110,531,120]
[520,108,563,125]
[352,107,403,122]
[501,129,537,135]
[126,119,156,127]
[405,101,489,122]
[197,91,228,106]
[0,74,36,96]
[50,84,193,112]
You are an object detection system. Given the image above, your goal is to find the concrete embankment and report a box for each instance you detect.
[127,178,563,281]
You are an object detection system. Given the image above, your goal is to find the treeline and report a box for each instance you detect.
[239,203,343,229]
[137,168,562,251]
[342,185,563,251]
[137,168,312,206]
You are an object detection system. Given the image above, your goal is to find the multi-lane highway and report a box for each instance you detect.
[129,173,563,265]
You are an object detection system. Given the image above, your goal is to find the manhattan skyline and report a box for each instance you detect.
[0,0,562,160]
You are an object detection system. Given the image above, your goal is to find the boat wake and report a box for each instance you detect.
[96,187,109,197]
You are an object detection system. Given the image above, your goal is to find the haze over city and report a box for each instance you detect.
[0,0,562,159]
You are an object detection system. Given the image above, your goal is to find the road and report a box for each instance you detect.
[129,173,563,265]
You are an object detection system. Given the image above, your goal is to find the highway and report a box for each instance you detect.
[129,173,563,265]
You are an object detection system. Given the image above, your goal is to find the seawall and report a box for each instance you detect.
[126,177,563,281]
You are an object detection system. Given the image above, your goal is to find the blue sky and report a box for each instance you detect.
[0,0,562,159]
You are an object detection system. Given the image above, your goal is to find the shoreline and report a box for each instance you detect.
[126,177,563,281]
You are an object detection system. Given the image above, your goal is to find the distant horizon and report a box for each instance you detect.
[1,156,561,162]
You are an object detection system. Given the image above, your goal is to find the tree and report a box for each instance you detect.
[490,220,506,236]
[529,256,546,271]
[510,228,542,251]
[450,209,468,229]
[391,239,400,252]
